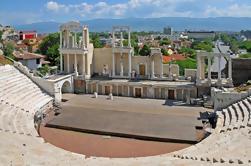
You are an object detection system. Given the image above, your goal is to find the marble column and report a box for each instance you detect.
[112,52,115,76]
[74,54,78,76]
[186,89,191,104]
[86,56,89,76]
[60,53,63,73]
[66,54,70,73]
[228,57,232,80]
[128,30,131,47]
[196,56,201,83]
[120,59,124,77]
[82,28,85,48]
[82,54,85,76]
[60,31,62,49]
[96,83,99,93]
[67,31,70,48]
[151,58,155,78]
[74,32,77,48]
[160,57,163,78]
[60,31,63,73]
[208,57,212,83]
[120,31,123,47]
[145,63,148,76]
[63,31,66,48]
[72,35,74,48]
[128,51,132,77]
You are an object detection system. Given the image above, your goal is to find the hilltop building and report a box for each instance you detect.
[187,31,215,40]
[163,26,173,35]
[13,51,48,70]
[19,30,37,40]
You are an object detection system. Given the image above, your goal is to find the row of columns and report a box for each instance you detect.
[113,53,163,79]
[60,54,86,76]
[196,54,232,86]
[151,56,163,79]
[61,30,78,49]
[112,50,132,77]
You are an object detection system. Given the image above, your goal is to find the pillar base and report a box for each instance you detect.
[227,78,234,87]
[75,71,79,77]
[207,79,212,86]
[196,79,201,85]
[151,74,155,79]
[216,79,222,87]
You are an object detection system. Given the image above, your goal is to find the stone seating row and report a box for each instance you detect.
[0,103,39,136]
[172,96,251,165]
[0,66,53,112]
[2,64,250,165]
[0,65,87,165]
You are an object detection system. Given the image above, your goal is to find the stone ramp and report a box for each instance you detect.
[46,106,201,143]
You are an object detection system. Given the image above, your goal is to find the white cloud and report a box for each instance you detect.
[204,4,251,17]
[46,1,61,12]
[45,1,251,19]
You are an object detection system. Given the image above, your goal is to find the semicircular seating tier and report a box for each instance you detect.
[0,64,250,165]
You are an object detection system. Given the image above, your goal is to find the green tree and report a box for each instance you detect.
[192,41,213,52]
[91,33,103,48]
[47,44,60,66]
[178,47,196,59]
[3,42,15,59]
[134,45,140,55]
[220,33,239,53]
[160,38,171,46]
[161,48,169,55]
[239,41,251,52]
[123,39,139,55]
[37,33,59,66]
[139,44,151,56]
[37,65,50,75]
[239,53,251,58]
[0,30,3,41]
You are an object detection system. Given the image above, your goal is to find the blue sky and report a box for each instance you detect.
[0,0,251,25]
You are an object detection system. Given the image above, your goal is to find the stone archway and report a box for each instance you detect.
[61,80,71,93]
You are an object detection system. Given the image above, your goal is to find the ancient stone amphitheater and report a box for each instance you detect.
[0,64,251,165]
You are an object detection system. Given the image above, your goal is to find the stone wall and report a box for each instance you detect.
[14,62,56,96]
[93,48,163,77]
[228,59,251,86]
[184,69,197,81]
[211,87,251,110]
[163,64,179,77]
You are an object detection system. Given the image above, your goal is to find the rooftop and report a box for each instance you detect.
[13,51,45,60]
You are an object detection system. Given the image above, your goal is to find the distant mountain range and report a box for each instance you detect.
[13,17,251,33]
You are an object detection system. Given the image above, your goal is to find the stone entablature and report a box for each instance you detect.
[85,79,197,103]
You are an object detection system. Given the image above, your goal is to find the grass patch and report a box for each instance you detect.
[0,55,13,65]
[174,58,197,75]
[239,53,251,59]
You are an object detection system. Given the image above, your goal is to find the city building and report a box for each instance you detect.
[13,51,47,70]
[187,31,215,40]
[163,26,173,35]
[19,30,37,40]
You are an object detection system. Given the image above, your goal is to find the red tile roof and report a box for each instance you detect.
[163,54,186,63]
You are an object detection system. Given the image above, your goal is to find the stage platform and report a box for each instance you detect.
[46,104,203,144]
